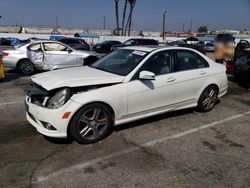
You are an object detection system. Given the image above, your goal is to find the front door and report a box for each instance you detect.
[127,50,176,115]
[172,50,210,103]
[42,42,79,69]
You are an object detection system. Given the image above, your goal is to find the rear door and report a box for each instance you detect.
[172,49,210,103]
[42,42,79,69]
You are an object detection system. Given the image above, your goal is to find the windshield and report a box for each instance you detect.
[206,43,214,46]
[90,49,148,76]
[124,39,135,46]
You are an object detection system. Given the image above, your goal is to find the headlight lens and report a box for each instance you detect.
[47,88,71,109]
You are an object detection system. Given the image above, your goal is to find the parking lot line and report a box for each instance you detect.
[0,101,23,106]
[35,111,250,183]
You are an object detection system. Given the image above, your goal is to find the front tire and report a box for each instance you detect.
[19,60,36,76]
[197,85,218,112]
[70,103,113,144]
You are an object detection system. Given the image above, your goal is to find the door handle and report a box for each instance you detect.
[199,70,207,75]
[166,77,176,82]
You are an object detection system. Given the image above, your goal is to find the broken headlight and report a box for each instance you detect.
[47,88,71,109]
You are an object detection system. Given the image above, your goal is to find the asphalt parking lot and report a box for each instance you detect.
[0,57,250,188]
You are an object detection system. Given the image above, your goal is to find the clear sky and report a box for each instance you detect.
[0,0,250,31]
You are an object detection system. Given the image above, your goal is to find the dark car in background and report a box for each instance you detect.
[0,37,20,46]
[232,40,250,89]
[58,38,90,51]
[93,40,122,53]
[111,38,158,51]
[177,43,206,55]
[227,40,250,75]
[233,54,250,89]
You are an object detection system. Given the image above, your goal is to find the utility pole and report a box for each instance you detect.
[103,16,106,31]
[162,10,166,41]
[55,16,58,32]
[182,23,185,32]
[190,20,193,32]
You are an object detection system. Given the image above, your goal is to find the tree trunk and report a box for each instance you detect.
[128,10,133,36]
[125,0,136,36]
[121,0,128,36]
[114,0,120,35]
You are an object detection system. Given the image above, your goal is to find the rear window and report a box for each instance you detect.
[176,50,209,71]
[206,43,214,46]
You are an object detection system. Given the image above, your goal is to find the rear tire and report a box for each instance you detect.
[197,85,218,112]
[19,60,36,76]
[70,103,113,144]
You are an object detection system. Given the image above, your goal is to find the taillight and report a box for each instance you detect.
[3,52,9,57]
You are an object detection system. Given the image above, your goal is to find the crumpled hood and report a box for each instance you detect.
[31,66,125,91]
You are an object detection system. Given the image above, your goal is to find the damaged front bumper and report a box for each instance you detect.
[24,84,82,138]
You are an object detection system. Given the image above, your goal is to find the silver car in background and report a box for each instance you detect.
[2,40,102,75]
[203,42,215,52]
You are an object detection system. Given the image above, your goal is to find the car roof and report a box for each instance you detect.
[122,46,162,52]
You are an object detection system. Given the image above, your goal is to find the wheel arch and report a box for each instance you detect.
[198,83,219,100]
[67,101,115,138]
[16,58,32,68]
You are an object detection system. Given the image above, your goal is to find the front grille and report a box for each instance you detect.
[24,84,51,106]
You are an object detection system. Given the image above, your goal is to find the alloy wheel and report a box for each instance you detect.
[201,87,217,111]
[20,61,35,75]
[77,108,109,140]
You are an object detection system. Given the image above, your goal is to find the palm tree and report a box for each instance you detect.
[125,0,136,36]
[114,0,120,35]
[121,0,128,36]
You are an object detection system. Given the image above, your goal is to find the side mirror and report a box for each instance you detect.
[139,71,155,80]
[67,48,73,53]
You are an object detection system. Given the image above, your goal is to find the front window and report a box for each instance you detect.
[27,43,42,51]
[90,49,148,76]
[138,50,173,76]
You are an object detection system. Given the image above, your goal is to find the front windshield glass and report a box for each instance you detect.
[90,49,148,76]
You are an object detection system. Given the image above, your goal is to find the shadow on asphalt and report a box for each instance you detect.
[114,108,195,132]
[43,135,75,145]
[5,69,27,81]
[42,108,196,145]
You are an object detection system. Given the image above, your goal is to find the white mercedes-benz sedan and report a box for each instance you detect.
[25,46,228,144]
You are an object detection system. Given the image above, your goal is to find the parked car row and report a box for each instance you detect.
[1,37,160,75]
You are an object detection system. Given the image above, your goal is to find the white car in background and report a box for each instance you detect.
[25,46,228,144]
[2,40,101,75]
